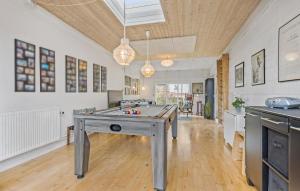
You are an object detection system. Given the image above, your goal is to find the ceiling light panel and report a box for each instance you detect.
[104,0,165,26]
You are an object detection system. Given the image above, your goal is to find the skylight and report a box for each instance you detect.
[104,0,165,26]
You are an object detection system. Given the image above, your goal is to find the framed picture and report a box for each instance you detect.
[125,75,131,87]
[101,66,107,92]
[124,87,130,95]
[65,55,77,93]
[78,59,87,92]
[15,39,36,92]
[278,14,300,82]
[137,79,140,95]
[192,83,204,94]
[130,78,140,95]
[251,49,265,86]
[93,64,101,92]
[131,79,137,95]
[40,47,55,92]
[124,75,131,95]
[235,62,244,88]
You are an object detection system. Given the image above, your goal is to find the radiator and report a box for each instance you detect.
[0,107,61,161]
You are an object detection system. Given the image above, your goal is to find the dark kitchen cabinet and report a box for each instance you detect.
[245,109,262,190]
[290,118,300,191]
[245,106,300,191]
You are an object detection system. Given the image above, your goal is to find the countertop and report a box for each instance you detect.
[225,110,245,116]
[246,106,300,119]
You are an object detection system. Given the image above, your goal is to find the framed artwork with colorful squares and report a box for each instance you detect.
[15,39,36,92]
[40,47,55,92]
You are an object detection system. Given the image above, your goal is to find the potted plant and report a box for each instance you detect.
[204,100,212,119]
[232,97,245,113]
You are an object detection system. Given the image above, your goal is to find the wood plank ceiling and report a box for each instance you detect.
[34,0,260,60]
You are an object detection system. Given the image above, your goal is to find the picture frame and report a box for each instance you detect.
[192,82,204,94]
[278,14,300,82]
[78,59,87,93]
[15,39,36,92]
[65,55,77,93]
[235,62,244,88]
[124,75,131,95]
[137,79,140,95]
[125,75,131,87]
[251,49,265,86]
[101,66,107,92]
[131,78,140,95]
[40,47,55,92]
[93,64,101,92]
[131,79,137,95]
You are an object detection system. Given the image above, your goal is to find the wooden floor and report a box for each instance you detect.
[0,117,256,191]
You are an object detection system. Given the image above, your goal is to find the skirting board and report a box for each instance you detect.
[0,132,94,172]
[0,137,68,172]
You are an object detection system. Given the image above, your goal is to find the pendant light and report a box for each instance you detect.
[161,57,174,67]
[113,0,135,66]
[141,31,155,78]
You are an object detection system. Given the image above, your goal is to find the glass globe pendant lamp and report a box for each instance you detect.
[141,31,155,78]
[113,0,135,66]
[141,60,155,77]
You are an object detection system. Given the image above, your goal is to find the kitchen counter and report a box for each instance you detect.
[246,106,300,119]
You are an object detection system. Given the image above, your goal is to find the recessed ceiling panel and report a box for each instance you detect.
[132,57,217,72]
[131,36,197,56]
[172,36,197,54]
[104,0,165,26]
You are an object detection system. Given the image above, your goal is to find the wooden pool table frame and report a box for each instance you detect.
[73,105,178,191]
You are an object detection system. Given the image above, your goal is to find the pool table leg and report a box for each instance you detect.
[172,109,178,139]
[74,119,90,179]
[151,125,167,191]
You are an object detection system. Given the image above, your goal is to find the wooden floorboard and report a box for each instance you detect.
[0,117,256,191]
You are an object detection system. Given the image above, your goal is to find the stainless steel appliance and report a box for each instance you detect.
[265,97,300,109]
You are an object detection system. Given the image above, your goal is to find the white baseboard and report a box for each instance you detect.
[0,132,96,173]
[0,137,68,172]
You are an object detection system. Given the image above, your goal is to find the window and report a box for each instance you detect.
[104,0,165,26]
[155,84,190,105]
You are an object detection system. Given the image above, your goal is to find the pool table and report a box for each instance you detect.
[73,104,178,191]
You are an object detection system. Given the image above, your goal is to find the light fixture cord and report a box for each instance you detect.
[147,32,149,62]
[123,0,126,39]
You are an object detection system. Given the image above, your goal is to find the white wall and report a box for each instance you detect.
[0,1,123,137]
[226,0,300,108]
[141,69,210,103]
